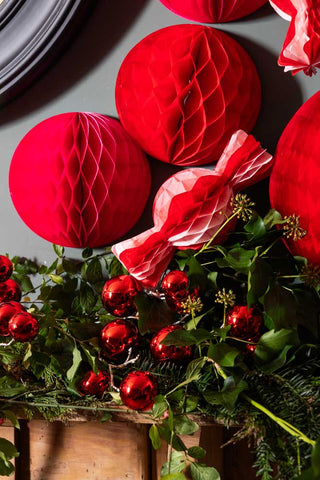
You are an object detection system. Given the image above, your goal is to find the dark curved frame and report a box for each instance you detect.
[0,0,92,106]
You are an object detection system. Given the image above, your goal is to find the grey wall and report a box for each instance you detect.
[0,0,319,264]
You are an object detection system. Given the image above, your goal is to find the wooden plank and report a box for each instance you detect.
[0,423,15,480]
[222,427,257,480]
[24,420,150,480]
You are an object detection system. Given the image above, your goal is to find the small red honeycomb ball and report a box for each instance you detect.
[150,325,192,363]
[158,0,268,23]
[0,256,13,283]
[120,371,158,411]
[9,113,150,247]
[100,319,140,364]
[226,305,264,341]
[101,275,142,317]
[8,311,39,342]
[116,24,261,166]
[0,279,22,303]
[0,302,25,336]
[78,370,110,398]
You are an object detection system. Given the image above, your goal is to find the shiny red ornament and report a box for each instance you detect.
[113,130,273,288]
[226,305,264,341]
[9,113,150,248]
[0,302,25,336]
[119,371,158,411]
[8,311,39,342]
[100,319,140,364]
[270,0,320,76]
[78,370,110,398]
[0,279,22,303]
[161,271,199,313]
[270,91,320,264]
[116,24,261,166]
[159,0,267,23]
[101,275,142,317]
[0,256,13,283]
[150,325,193,363]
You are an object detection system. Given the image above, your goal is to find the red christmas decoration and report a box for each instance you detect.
[100,319,140,364]
[159,0,267,23]
[0,279,22,303]
[270,0,320,76]
[9,113,150,248]
[0,256,13,283]
[269,91,320,264]
[101,275,142,317]
[161,271,199,313]
[119,371,158,411]
[113,130,273,288]
[226,305,264,341]
[115,24,261,166]
[0,302,25,336]
[78,370,110,398]
[8,311,39,342]
[150,325,193,363]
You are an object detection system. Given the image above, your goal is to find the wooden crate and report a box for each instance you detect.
[1,419,257,479]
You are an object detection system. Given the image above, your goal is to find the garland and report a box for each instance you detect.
[0,195,319,480]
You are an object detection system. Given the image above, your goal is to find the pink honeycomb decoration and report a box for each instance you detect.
[115,24,261,167]
[9,113,151,248]
[158,0,268,23]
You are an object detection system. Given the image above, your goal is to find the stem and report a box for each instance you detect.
[195,210,240,257]
[0,398,131,414]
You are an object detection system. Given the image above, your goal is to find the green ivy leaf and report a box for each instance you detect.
[158,426,186,452]
[161,451,186,476]
[53,245,65,257]
[186,357,206,381]
[48,274,64,286]
[80,345,98,374]
[84,258,103,284]
[174,416,199,435]
[0,376,26,397]
[0,438,19,476]
[247,257,274,306]
[82,248,93,259]
[204,377,247,410]
[263,209,284,229]
[264,285,299,330]
[207,343,240,367]
[135,292,176,335]
[190,462,220,480]
[149,424,162,450]
[162,329,211,347]
[100,412,112,423]
[79,284,96,313]
[66,344,82,381]
[161,474,186,480]
[12,273,34,292]
[244,213,266,238]
[187,446,206,460]
[108,256,128,277]
[255,328,299,365]
[1,411,19,429]
[152,395,168,419]
[216,247,254,274]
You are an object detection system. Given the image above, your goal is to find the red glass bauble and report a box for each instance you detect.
[0,302,25,336]
[0,256,13,283]
[226,305,263,341]
[100,319,140,364]
[119,371,158,411]
[101,275,142,317]
[270,91,320,264]
[9,113,150,248]
[116,24,261,166]
[8,311,39,342]
[78,370,110,398]
[150,325,192,363]
[158,0,267,23]
[0,279,22,303]
[161,271,199,313]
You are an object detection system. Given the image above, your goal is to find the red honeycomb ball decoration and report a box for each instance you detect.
[0,279,22,303]
[116,24,261,166]
[0,302,25,336]
[101,275,142,317]
[270,91,320,265]
[158,0,268,23]
[119,371,158,411]
[9,113,151,248]
[150,325,193,363]
[8,311,39,342]
[0,256,13,283]
[100,319,140,364]
[78,370,110,398]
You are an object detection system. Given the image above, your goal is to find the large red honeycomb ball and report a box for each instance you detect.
[158,0,268,23]
[115,24,261,167]
[9,113,151,248]
[269,91,320,265]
